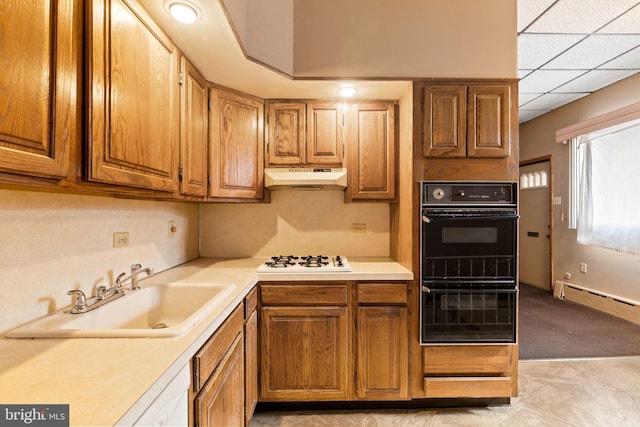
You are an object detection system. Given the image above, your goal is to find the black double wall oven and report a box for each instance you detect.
[420,182,518,344]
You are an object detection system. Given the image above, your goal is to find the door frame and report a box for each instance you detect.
[519,155,553,293]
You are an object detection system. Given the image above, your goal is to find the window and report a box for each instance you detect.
[519,169,548,190]
[575,121,640,254]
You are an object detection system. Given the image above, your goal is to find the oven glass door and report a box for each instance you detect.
[421,209,517,281]
[421,287,517,344]
[422,209,517,258]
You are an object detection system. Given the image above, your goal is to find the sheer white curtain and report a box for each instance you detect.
[577,123,640,254]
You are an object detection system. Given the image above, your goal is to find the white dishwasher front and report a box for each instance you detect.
[133,364,190,426]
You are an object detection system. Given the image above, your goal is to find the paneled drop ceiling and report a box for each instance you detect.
[518,0,640,123]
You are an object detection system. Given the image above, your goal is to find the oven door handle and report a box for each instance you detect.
[422,214,519,223]
[422,287,519,294]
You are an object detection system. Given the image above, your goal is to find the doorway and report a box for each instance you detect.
[519,157,551,292]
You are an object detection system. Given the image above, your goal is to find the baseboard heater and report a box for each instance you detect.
[555,281,640,325]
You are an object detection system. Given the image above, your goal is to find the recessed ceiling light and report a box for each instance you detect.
[337,86,358,98]
[165,1,202,24]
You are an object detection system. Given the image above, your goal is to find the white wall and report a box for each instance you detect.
[0,188,199,334]
[520,73,640,302]
[200,190,390,257]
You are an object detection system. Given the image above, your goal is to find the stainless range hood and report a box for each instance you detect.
[264,168,347,190]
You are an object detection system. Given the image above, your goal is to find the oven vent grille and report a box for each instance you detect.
[422,255,515,280]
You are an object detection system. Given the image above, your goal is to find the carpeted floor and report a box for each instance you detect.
[518,283,640,359]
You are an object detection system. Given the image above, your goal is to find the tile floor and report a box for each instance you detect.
[250,357,640,426]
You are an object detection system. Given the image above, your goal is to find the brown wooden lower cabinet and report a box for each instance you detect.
[423,377,512,398]
[190,304,245,426]
[260,305,350,401]
[259,282,350,402]
[422,344,518,398]
[258,281,411,402]
[355,282,409,400]
[356,306,408,399]
[244,288,258,425]
[195,333,245,426]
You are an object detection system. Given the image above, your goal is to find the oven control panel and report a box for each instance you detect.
[422,182,516,205]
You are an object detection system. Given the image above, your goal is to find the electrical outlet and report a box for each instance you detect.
[580,263,588,274]
[351,223,366,233]
[168,220,177,238]
[113,232,129,248]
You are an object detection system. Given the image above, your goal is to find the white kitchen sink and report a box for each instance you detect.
[6,282,237,338]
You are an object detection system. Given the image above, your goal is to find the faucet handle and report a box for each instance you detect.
[67,290,87,312]
[131,263,142,271]
[96,285,108,300]
[115,272,127,291]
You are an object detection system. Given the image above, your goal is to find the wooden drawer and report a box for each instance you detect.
[423,345,510,375]
[357,282,408,305]
[424,377,512,398]
[193,304,244,392]
[244,287,258,318]
[260,283,348,306]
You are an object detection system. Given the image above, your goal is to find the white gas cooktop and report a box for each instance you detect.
[256,255,352,273]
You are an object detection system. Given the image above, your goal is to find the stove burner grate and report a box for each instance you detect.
[265,255,299,268]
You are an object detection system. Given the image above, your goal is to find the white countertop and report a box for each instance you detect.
[0,257,412,426]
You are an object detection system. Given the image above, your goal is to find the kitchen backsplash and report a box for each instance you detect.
[0,188,199,334]
[200,189,390,257]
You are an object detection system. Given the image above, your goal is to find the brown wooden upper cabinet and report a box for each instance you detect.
[0,0,78,179]
[423,84,511,158]
[266,101,344,166]
[345,102,396,201]
[179,57,208,198]
[86,0,179,192]
[307,102,345,164]
[266,102,306,165]
[209,87,264,199]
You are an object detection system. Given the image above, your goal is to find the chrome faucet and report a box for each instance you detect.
[115,264,154,291]
[66,264,154,314]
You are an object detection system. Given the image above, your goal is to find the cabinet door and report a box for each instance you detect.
[266,102,306,165]
[346,102,396,201]
[423,86,466,157]
[306,102,344,164]
[209,88,264,199]
[0,0,77,179]
[260,306,349,401]
[422,345,516,398]
[244,298,258,424]
[195,334,245,427]
[467,85,511,157]
[356,306,408,400]
[87,0,179,192]
[179,58,208,197]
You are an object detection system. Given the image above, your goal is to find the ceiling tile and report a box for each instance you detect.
[552,69,639,92]
[598,3,640,33]
[598,46,640,69]
[517,0,556,32]
[526,0,640,33]
[542,34,640,69]
[519,93,544,106]
[521,93,589,110]
[518,33,586,69]
[519,69,587,93]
